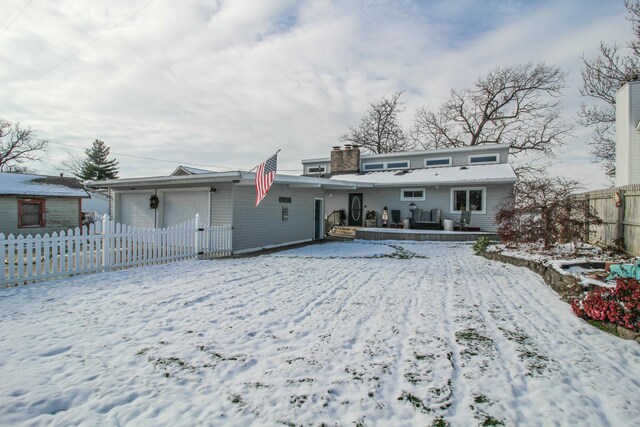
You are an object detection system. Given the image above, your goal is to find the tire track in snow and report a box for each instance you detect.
[476,255,630,426]
[453,251,536,425]
[393,253,454,424]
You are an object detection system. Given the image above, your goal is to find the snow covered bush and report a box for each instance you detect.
[571,278,640,331]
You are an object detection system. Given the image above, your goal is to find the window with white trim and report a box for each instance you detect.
[307,165,326,174]
[363,163,384,171]
[468,153,499,164]
[425,157,452,167]
[450,187,485,213]
[401,188,426,201]
[362,160,409,171]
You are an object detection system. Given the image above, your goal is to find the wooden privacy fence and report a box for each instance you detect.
[579,183,640,256]
[0,214,232,287]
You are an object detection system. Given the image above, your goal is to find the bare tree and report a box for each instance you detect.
[579,1,640,174]
[412,62,572,156]
[340,91,414,154]
[0,119,48,172]
[61,151,85,178]
[496,177,601,250]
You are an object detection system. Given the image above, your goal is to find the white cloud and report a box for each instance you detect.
[0,0,633,185]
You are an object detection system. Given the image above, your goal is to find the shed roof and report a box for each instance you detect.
[0,173,89,198]
[170,166,215,176]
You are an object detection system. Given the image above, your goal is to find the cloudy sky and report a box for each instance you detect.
[0,0,634,189]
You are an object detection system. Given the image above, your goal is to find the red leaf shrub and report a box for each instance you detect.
[571,278,640,331]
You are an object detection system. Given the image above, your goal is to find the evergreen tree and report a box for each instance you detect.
[79,140,119,180]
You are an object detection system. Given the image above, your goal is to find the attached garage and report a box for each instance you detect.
[118,192,155,228]
[160,189,209,227]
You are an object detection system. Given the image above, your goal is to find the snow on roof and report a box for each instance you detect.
[0,173,89,198]
[329,163,517,186]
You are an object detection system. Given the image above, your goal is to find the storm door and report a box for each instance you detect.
[348,193,363,226]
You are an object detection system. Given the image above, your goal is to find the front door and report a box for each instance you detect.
[314,198,323,239]
[348,193,363,226]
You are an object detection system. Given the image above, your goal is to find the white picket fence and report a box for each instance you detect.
[0,214,232,287]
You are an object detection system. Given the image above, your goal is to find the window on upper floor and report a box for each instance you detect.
[18,199,46,228]
[362,160,409,171]
[425,157,452,167]
[468,153,500,165]
[307,165,327,174]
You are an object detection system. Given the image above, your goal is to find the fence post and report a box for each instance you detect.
[617,188,625,249]
[102,214,112,271]
[194,214,202,260]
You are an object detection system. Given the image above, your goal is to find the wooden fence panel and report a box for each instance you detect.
[582,184,640,255]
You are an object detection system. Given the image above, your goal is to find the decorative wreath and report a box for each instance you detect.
[150,194,159,209]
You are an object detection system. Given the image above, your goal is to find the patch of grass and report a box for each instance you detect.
[353,418,366,427]
[587,319,619,335]
[474,394,489,404]
[480,415,505,426]
[404,372,421,384]
[397,390,430,413]
[431,417,449,427]
[245,382,270,389]
[499,327,550,376]
[136,347,150,356]
[286,377,314,384]
[289,394,308,406]
[455,329,494,358]
[229,394,244,406]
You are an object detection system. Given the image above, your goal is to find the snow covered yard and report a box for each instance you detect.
[1,241,639,426]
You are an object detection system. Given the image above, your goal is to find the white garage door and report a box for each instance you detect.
[119,192,155,228]
[162,191,209,227]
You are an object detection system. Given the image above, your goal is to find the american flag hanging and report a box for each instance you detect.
[254,152,278,207]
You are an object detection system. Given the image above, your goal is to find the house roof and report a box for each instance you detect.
[0,173,89,198]
[86,171,365,190]
[301,143,512,164]
[87,163,516,191]
[329,163,517,186]
[170,166,215,176]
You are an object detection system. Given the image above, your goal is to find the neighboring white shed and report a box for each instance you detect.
[616,81,640,187]
[82,190,109,216]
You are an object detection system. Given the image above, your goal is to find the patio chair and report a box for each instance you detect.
[455,210,472,231]
[390,209,402,228]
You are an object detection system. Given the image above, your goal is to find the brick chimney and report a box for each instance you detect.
[330,145,360,175]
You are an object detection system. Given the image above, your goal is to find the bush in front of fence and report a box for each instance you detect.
[571,278,640,332]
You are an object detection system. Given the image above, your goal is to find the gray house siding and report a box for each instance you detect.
[232,184,323,252]
[304,146,510,176]
[210,182,233,226]
[0,196,81,237]
[325,183,513,231]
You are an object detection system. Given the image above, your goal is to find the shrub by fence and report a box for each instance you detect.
[0,214,232,287]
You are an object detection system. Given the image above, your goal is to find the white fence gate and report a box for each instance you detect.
[0,214,232,287]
